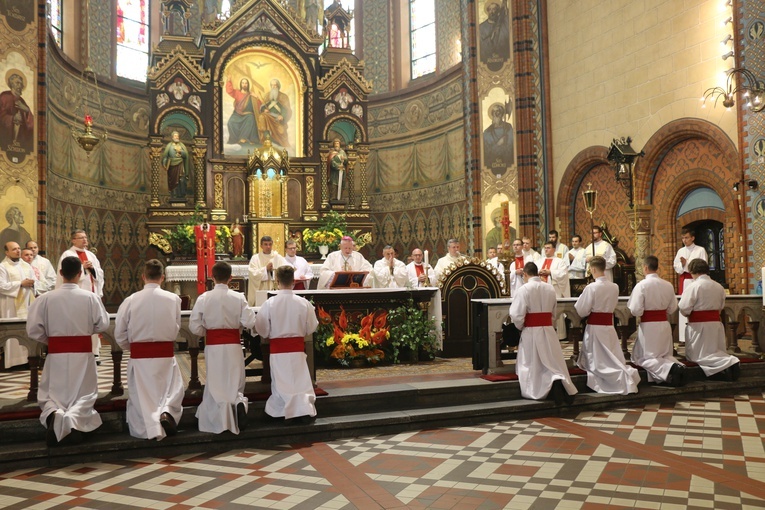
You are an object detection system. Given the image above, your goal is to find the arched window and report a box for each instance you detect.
[410,0,436,79]
[116,0,149,82]
[48,0,63,49]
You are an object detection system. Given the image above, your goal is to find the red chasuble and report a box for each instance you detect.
[195,224,216,295]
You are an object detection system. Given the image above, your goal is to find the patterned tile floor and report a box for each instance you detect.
[0,391,763,509]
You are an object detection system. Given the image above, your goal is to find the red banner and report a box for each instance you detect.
[195,224,216,295]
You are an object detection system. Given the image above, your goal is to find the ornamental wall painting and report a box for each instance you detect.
[0,52,34,164]
[221,48,303,157]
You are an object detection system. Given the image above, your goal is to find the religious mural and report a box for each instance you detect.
[0,53,34,164]
[478,0,509,72]
[221,48,302,157]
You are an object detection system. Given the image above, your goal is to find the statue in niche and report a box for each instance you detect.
[304,0,319,31]
[231,219,244,258]
[161,131,192,199]
[328,138,348,202]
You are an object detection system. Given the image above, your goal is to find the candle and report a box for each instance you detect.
[424,250,429,269]
[84,114,93,126]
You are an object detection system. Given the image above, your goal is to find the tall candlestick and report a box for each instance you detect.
[424,250,429,269]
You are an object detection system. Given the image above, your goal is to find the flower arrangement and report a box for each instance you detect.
[315,305,389,366]
[161,208,205,256]
[302,210,370,253]
[215,225,232,253]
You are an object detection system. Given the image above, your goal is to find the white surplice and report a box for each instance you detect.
[673,243,707,343]
[582,241,617,282]
[30,255,57,294]
[372,258,409,288]
[190,284,256,434]
[567,247,587,279]
[678,275,739,376]
[537,256,570,339]
[575,277,639,394]
[433,254,464,281]
[405,261,437,287]
[318,250,373,288]
[247,251,288,305]
[0,256,37,367]
[627,273,680,383]
[284,254,314,282]
[115,283,184,440]
[487,257,505,275]
[26,283,109,442]
[57,247,104,356]
[509,277,577,400]
[254,290,319,419]
[507,256,526,297]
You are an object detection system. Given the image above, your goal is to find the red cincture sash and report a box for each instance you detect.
[48,336,92,354]
[206,329,240,345]
[587,312,613,326]
[678,272,692,293]
[130,341,175,358]
[525,313,553,327]
[689,310,720,323]
[641,310,667,322]
[270,336,304,353]
[293,281,306,291]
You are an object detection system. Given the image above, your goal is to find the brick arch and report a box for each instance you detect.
[556,146,609,242]
[634,118,738,205]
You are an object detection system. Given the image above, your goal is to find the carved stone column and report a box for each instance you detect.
[358,144,369,210]
[192,138,208,207]
[347,147,357,207]
[628,204,652,282]
[320,143,330,209]
[149,137,163,207]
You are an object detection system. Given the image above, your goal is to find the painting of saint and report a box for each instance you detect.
[221,49,302,156]
[0,69,34,162]
[483,102,514,175]
[479,0,510,71]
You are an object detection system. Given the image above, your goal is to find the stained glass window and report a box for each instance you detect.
[116,0,149,82]
[323,0,355,51]
[48,0,63,49]
[410,0,436,79]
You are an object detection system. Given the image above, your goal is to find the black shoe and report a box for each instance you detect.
[709,368,732,382]
[160,412,178,436]
[730,363,741,381]
[236,403,248,432]
[563,387,576,405]
[46,414,57,447]
[65,430,84,445]
[548,381,565,405]
[667,363,686,387]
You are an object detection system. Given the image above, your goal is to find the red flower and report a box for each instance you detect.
[359,325,372,341]
[333,324,344,343]
[373,310,388,330]
[371,328,388,345]
[338,306,348,330]
[361,312,374,330]
[318,306,332,325]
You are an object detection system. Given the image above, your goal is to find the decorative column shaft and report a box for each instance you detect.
[347,148,357,207]
[192,138,208,207]
[628,204,652,283]
[320,144,329,209]
[358,145,369,210]
[149,137,163,207]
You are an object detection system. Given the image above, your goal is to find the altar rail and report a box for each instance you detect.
[0,312,315,403]
[471,295,765,374]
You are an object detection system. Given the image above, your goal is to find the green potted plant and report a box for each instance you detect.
[388,299,437,363]
[302,211,372,257]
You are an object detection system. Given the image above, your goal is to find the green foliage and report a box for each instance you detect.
[387,299,437,363]
[302,211,372,253]
[162,207,205,255]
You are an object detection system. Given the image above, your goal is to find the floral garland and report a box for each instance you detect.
[315,306,389,366]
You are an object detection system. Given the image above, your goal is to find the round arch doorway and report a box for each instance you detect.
[684,219,726,288]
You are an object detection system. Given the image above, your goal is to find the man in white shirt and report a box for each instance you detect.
[115,260,184,440]
[318,236,373,288]
[673,228,707,294]
[537,242,570,340]
[247,236,288,305]
[509,262,576,404]
[567,235,587,279]
[254,266,319,422]
[678,259,740,381]
[57,230,104,360]
[373,245,408,288]
[486,246,505,275]
[507,239,526,297]
[584,226,617,282]
[0,241,37,368]
[26,256,109,446]
[521,237,540,263]
[575,256,639,395]
[434,239,465,281]
[190,262,256,434]
[283,239,313,290]
[548,230,568,260]
[26,240,56,294]
[627,255,685,386]
[406,248,437,287]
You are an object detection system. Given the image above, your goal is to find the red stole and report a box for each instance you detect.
[76,251,94,292]
[414,264,424,277]
[195,224,216,295]
[540,258,553,282]
[514,256,524,271]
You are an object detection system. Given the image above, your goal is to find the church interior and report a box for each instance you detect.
[1,0,765,507]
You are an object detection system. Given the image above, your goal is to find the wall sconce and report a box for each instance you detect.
[720,34,733,46]
[733,180,759,191]
[722,16,733,26]
[722,51,735,60]
[606,137,644,209]
[701,67,765,113]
